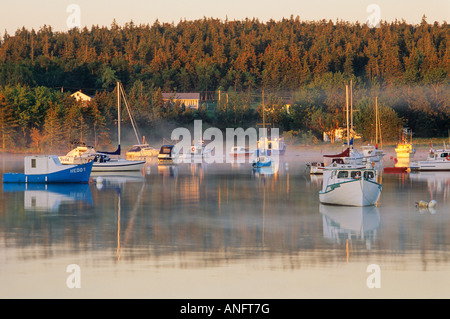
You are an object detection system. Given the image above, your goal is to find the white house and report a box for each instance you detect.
[71,90,93,106]
[162,93,200,109]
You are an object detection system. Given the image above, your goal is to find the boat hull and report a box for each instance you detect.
[92,160,145,172]
[319,179,382,206]
[410,160,450,171]
[252,161,272,168]
[3,161,93,183]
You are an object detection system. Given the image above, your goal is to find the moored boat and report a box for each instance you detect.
[3,155,93,183]
[157,145,180,164]
[251,155,272,168]
[91,153,145,172]
[361,144,385,162]
[126,143,159,159]
[229,146,252,157]
[59,145,97,164]
[395,128,415,159]
[319,163,382,207]
[257,137,287,155]
[410,143,450,171]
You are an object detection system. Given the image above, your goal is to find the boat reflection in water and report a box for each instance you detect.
[320,204,381,252]
[2,183,93,212]
[91,170,145,191]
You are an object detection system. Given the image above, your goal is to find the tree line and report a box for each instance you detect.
[0,17,448,152]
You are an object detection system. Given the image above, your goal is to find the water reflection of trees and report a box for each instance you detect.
[1,164,450,269]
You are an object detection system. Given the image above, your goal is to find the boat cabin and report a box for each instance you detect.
[428,149,449,161]
[158,145,179,161]
[24,155,64,175]
[334,169,375,179]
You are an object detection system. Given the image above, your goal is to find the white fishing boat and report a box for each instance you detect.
[319,163,382,206]
[410,143,450,171]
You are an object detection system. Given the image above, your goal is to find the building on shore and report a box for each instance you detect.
[162,92,200,109]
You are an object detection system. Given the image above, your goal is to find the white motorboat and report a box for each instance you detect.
[126,143,159,159]
[157,145,180,164]
[319,163,382,207]
[410,144,450,171]
[361,144,385,162]
[59,145,97,164]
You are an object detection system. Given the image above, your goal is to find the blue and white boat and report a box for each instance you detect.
[252,155,272,168]
[3,155,93,183]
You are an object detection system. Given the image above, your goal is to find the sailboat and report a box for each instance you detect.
[307,82,363,174]
[318,82,382,206]
[361,97,385,162]
[60,82,145,172]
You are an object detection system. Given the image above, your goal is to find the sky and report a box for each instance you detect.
[1,0,449,33]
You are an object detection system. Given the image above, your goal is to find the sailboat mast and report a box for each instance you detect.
[375,96,378,147]
[346,84,349,148]
[117,81,121,147]
[350,79,353,139]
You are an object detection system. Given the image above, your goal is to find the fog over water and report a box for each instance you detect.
[0,149,449,298]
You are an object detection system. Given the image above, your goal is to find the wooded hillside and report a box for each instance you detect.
[0,17,448,151]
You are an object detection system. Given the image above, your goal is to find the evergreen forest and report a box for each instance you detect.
[0,16,448,152]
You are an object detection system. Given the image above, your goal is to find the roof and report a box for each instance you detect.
[71,90,92,101]
[162,93,200,100]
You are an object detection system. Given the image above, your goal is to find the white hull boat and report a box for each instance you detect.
[92,158,145,172]
[319,164,382,206]
[410,146,450,171]
[361,145,385,162]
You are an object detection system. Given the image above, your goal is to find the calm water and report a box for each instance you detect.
[0,152,449,299]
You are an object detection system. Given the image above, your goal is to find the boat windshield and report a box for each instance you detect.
[337,171,348,178]
[129,146,142,152]
[350,171,361,178]
[440,153,448,158]
[364,171,375,179]
[51,156,62,165]
[160,147,172,154]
